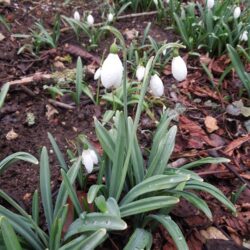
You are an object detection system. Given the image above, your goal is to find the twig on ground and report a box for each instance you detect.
[48,99,75,110]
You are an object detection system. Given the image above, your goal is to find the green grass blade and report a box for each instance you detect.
[32,190,39,225]
[0,83,9,109]
[75,56,83,105]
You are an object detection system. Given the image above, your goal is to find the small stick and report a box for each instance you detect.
[48,99,75,110]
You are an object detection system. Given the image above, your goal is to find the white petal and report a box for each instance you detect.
[240,31,248,42]
[74,11,80,21]
[89,149,98,164]
[136,65,145,81]
[94,67,102,80]
[101,53,124,89]
[150,74,164,97]
[82,150,94,173]
[87,15,94,26]
[233,7,241,19]
[108,13,114,22]
[207,0,214,9]
[171,56,187,82]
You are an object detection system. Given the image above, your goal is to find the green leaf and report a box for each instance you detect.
[60,229,107,250]
[32,190,39,225]
[120,196,179,218]
[148,214,188,250]
[0,152,38,175]
[106,197,120,217]
[95,196,107,213]
[180,157,230,170]
[124,228,152,250]
[120,174,190,205]
[40,147,53,232]
[164,168,203,182]
[185,180,236,214]
[0,216,22,250]
[87,185,106,204]
[0,83,9,109]
[60,169,82,216]
[75,57,83,105]
[64,213,126,240]
[82,84,95,104]
[48,132,68,171]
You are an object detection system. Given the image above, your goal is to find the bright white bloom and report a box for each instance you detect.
[101,53,123,89]
[108,13,114,22]
[233,7,241,19]
[165,0,170,3]
[136,65,145,81]
[206,0,214,9]
[74,11,80,21]
[94,67,102,80]
[150,74,164,97]
[153,0,158,6]
[240,31,248,42]
[87,14,94,26]
[171,56,187,82]
[82,149,98,173]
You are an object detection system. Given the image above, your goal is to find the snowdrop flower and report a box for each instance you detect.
[74,10,80,21]
[206,0,214,9]
[240,31,248,42]
[136,65,145,81]
[101,43,124,89]
[171,56,187,82]
[108,13,114,22]
[87,14,94,26]
[82,149,98,173]
[150,74,164,97]
[233,7,241,19]
[165,0,170,3]
[162,49,167,56]
[94,67,102,80]
[153,0,158,6]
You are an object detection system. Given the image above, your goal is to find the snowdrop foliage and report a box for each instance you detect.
[82,149,98,173]
[150,74,164,97]
[108,13,114,22]
[240,31,248,42]
[136,65,145,82]
[171,56,187,82]
[94,67,102,80]
[74,11,80,21]
[233,7,241,19]
[100,46,123,89]
[206,0,214,9]
[87,14,94,26]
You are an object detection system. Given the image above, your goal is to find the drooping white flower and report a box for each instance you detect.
[87,14,94,26]
[153,0,158,6]
[94,67,102,80]
[162,49,167,56]
[74,11,80,21]
[233,7,241,19]
[101,45,123,89]
[171,56,187,82]
[150,74,164,97]
[82,149,98,173]
[206,0,214,9]
[108,13,114,22]
[239,31,248,42]
[136,65,145,81]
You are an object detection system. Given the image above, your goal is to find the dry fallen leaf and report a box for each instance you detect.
[46,104,59,120]
[123,28,139,40]
[6,128,18,140]
[0,33,5,41]
[204,116,219,133]
[200,226,228,240]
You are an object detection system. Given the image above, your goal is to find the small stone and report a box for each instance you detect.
[6,129,18,140]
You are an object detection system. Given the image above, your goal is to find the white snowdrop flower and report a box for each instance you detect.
[101,44,124,89]
[206,0,214,9]
[233,6,241,19]
[82,149,98,174]
[162,49,167,56]
[240,31,248,42]
[153,0,158,6]
[136,65,145,81]
[74,10,80,21]
[87,14,94,26]
[94,67,102,80]
[165,0,170,3]
[171,56,187,82]
[150,74,164,97]
[108,13,114,22]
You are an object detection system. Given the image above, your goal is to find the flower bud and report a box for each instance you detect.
[150,74,164,97]
[136,65,145,81]
[233,7,241,19]
[206,0,214,9]
[108,13,114,22]
[171,56,187,82]
[82,149,98,174]
[240,31,248,42]
[87,14,94,26]
[74,11,80,21]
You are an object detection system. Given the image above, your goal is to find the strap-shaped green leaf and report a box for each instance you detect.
[124,228,152,250]
[148,214,188,250]
[0,83,9,109]
[120,174,189,205]
[32,190,39,225]
[75,56,83,105]
[87,184,106,204]
[120,196,179,218]
[0,216,22,250]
